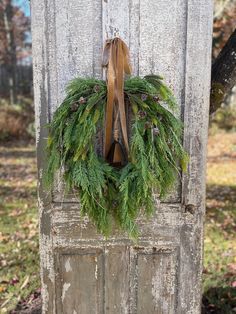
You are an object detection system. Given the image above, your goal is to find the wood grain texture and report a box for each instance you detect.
[31,1,54,313]
[179,0,213,312]
[51,203,184,247]
[56,249,104,314]
[135,248,178,314]
[32,0,213,312]
[49,0,103,115]
[104,246,130,314]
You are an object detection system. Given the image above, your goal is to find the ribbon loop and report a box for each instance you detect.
[102,38,132,165]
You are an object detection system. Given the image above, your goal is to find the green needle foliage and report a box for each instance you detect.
[44,75,188,237]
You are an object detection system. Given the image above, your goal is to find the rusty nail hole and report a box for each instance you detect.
[185,204,196,215]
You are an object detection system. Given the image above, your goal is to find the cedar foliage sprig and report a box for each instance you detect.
[45,75,188,237]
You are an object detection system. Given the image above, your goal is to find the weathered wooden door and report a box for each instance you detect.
[32,0,213,313]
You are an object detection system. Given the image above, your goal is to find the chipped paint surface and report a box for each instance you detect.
[32,0,213,312]
[95,257,98,280]
[40,235,54,281]
[41,281,49,313]
[65,258,72,272]
[62,283,71,302]
[151,268,161,308]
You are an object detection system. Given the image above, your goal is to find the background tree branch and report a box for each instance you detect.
[210,28,236,114]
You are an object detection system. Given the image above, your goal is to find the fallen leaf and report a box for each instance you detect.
[228,263,236,272]
[9,208,22,217]
[0,286,6,293]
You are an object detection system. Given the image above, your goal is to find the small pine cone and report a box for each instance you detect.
[167,139,173,148]
[153,96,160,102]
[141,94,148,101]
[152,127,160,136]
[112,200,118,208]
[144,121,152,129]
[78,96,86,104]
[93,84,100,92]
[70,102,79,112]
[138,110,147,119]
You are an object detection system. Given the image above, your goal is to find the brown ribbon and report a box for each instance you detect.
[102,38,132,164]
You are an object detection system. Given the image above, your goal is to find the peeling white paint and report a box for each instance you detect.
[41,281,49,313]
[95,257,98,280]
[40,234,54,282]
[121,291,129,314]
[62,282,71,302]
[65,258,72,272]
[151,269,160,308]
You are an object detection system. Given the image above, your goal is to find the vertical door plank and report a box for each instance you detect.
[182,0,213,208]
[31,0,55,312]
[102,0,130,41]
[139,0,187,104]
[179,0,213,312]
[104,246,130,314]
[50,0,103,114]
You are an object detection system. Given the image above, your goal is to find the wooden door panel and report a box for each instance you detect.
[134,248,179,314]
[56,249,104,314]
[55,246,179,313]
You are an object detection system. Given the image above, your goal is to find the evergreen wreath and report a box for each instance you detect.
[44,38,188,237]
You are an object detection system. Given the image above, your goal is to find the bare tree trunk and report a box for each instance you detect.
[3,1,17,105]
[210,28,236,114]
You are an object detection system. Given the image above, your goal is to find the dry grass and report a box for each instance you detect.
[203,131,236,313]
[0,142,39,313]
